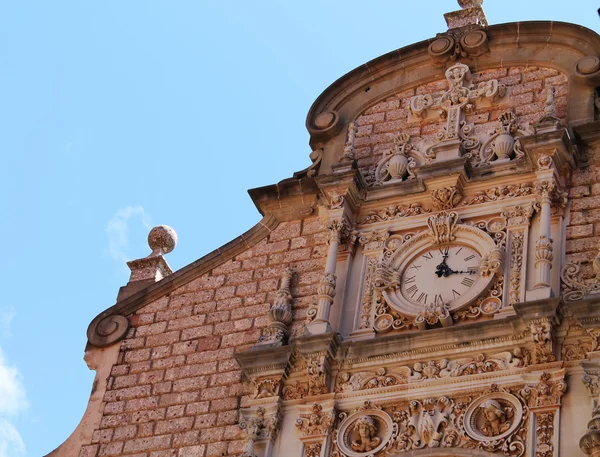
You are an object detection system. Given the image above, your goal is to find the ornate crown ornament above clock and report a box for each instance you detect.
[373,211,504,331]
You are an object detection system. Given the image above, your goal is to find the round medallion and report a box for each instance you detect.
[464,393,523,442]
[374,314,393,333]
[337,410,393,457]
[460,30,488,55]
[428,37,455,59]
[576,56,600,76]
[314,111,336,130]
[480,297,501,314]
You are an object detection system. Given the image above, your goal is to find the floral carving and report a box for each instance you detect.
[359,258,377,330]
[562,340,592,361]
[335,350,530,392]
[359,203,430,225]
[519,372,567,407]
[530,320,556,364]
[536,413,554,457]
[509,231,525,305]
[307,354,329,395]
[305,443,322,457]
[282,381,309,400]
[479,247,504,277]
[296,403,335,437]
[464,183,534,205]
[562,262,600,302]
[239,407,281,457]
[431,186,463,210]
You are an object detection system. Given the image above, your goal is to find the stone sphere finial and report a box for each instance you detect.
[148,225,178,256]
[457,0,483,8]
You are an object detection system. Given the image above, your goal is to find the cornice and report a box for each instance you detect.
[86,213,280,348]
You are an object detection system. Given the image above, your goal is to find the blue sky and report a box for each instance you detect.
[0,1,598,456]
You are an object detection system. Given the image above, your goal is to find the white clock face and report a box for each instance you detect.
[400,245,481,307]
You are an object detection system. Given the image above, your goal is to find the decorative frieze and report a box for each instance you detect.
[359,203,429,225]
[335,349,530,392]
[464,182,534,206]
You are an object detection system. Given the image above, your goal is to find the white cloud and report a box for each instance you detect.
[0,348,27,457]
[0,419,25,457]
[105,206,151,264]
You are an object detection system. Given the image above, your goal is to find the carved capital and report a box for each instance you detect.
[427,211,460,244]
[519,372,566,407]
[296,403,335,439]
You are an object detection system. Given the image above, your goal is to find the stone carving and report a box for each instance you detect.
[478,111,529,166]
[536,413,554,457]
[580,366,600,456]
[306,272,337,324]
[294,147,323,179]
[538,155,553,170]
[334,406,393,457]
[359,203,430,225]
[530,320,556,364]
[464,393,523,442]
[519,372,567,407]
[509,231,525,305]
[253,378,280,399]
[282,381,310,400]
[335,350,530,392]
[305,443,322,457]
[427,211,459,244]
[372,133,421,185]
[358,230,389,251]
[464,182,534,205]
[410,63,505,162]
[239,407,281,457]
[535,236,553,281]
[351,416,382,452]
[329,192,345,210]
[296,403,335,437]
[479,247,503,277]
[428,26,489,63]
[503,204,535,227]
[431,186,463,209]
[562,341,592,361]
[415,303,452,329]
[307,354,329,395]
[589,328,600,352]
[256,267,294,346]
[561,262,600,301]
[358,257,378,330]
[341,121,358,162]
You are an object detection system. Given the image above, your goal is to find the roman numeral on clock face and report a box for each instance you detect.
[461,277,475,287]
[416,293,428,304]
[422,252,433,260]
[406,285,418,297]
[434,294,444,305]
[404,276,416,284]
[452,289,461,299]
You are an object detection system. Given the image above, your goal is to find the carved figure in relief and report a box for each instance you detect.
[480,400,512,436]
[351,416,382,452]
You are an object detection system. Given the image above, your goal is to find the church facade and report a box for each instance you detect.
[49,2,600,457]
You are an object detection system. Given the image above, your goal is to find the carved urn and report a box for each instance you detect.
[387,152,409,181]
[492,133,515,160]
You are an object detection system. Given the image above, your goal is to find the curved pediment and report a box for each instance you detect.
[305,21,600,172]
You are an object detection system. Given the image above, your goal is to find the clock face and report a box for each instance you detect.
[400,244,481,307]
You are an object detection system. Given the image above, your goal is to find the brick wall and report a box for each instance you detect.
[353,66,568,176]
[566,165,600,279]
[80,218,327,457]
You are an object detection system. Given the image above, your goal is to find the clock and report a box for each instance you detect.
[375,212,500,324]
[400,244,482,308]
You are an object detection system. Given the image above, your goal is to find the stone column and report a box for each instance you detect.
[580,360,600,457]
[534,181,554,290]
[305,219,348,335]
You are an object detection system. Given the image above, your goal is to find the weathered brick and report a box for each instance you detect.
[167,315,207,331]
[178,445,205,457]
[113,425,138,441]
[98,442,124,456]
[194,413,218,429]
[567,225,594,239]
[105,386,152,402]
[180,325,213,341]
[79,444,100,457]
[146,331,181,347]
[155,417,195,435]
[172,430,201,447]
[92,429,114,444]
[123,436,172,453]
[131,408,166,424]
